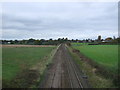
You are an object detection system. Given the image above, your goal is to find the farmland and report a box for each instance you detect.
[70,43,118,87]
[2,45,56,88]
[2,43,119,88]
[72,43,118,73]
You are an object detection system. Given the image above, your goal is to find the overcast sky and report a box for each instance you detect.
[1,2,118,40]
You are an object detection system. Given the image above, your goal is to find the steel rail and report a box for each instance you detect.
[65,46,84,88]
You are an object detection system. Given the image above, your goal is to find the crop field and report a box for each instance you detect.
[2,45,56,87]
[72,43,118,73]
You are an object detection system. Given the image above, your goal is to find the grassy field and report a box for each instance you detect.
[72,43,89,46]
[68,46,114,88]
[72,43,118,72]
[71,43,118,87]
[2,46,56,88]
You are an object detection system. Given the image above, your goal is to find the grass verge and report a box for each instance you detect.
[67,46,115,88]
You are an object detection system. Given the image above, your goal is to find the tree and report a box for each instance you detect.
[27,38,35,45]
[14,40,19,44]
[65,38,68,41]
[40,39,45,45]
[34,40,40,45]
[10,40,14,44]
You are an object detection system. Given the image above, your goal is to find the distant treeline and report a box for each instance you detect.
[1,37,120,45]
[1,38,69,45]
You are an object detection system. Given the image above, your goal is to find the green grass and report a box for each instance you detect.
[2,47,55,82]
[72,44,118,72]
[72,42,89,46]
[67,46,114,88]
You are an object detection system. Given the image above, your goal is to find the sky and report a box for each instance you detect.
[1,2,118,40]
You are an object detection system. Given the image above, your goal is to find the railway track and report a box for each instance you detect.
[64,45,83,88]
[65,55,73,88]
[40,44,90,88]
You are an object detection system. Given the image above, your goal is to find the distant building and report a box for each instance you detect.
[113,36,116,40]
[105,37,113,42]
[98,35,101,41]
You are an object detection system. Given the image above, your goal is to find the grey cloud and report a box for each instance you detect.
[2,2,118,40]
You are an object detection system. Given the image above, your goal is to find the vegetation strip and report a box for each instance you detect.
[72,44,119,86]
[67,45,117,88]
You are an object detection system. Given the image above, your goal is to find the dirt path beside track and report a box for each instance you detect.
[40,44,91,88]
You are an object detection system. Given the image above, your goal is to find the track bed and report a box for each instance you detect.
[40,44,90,88]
